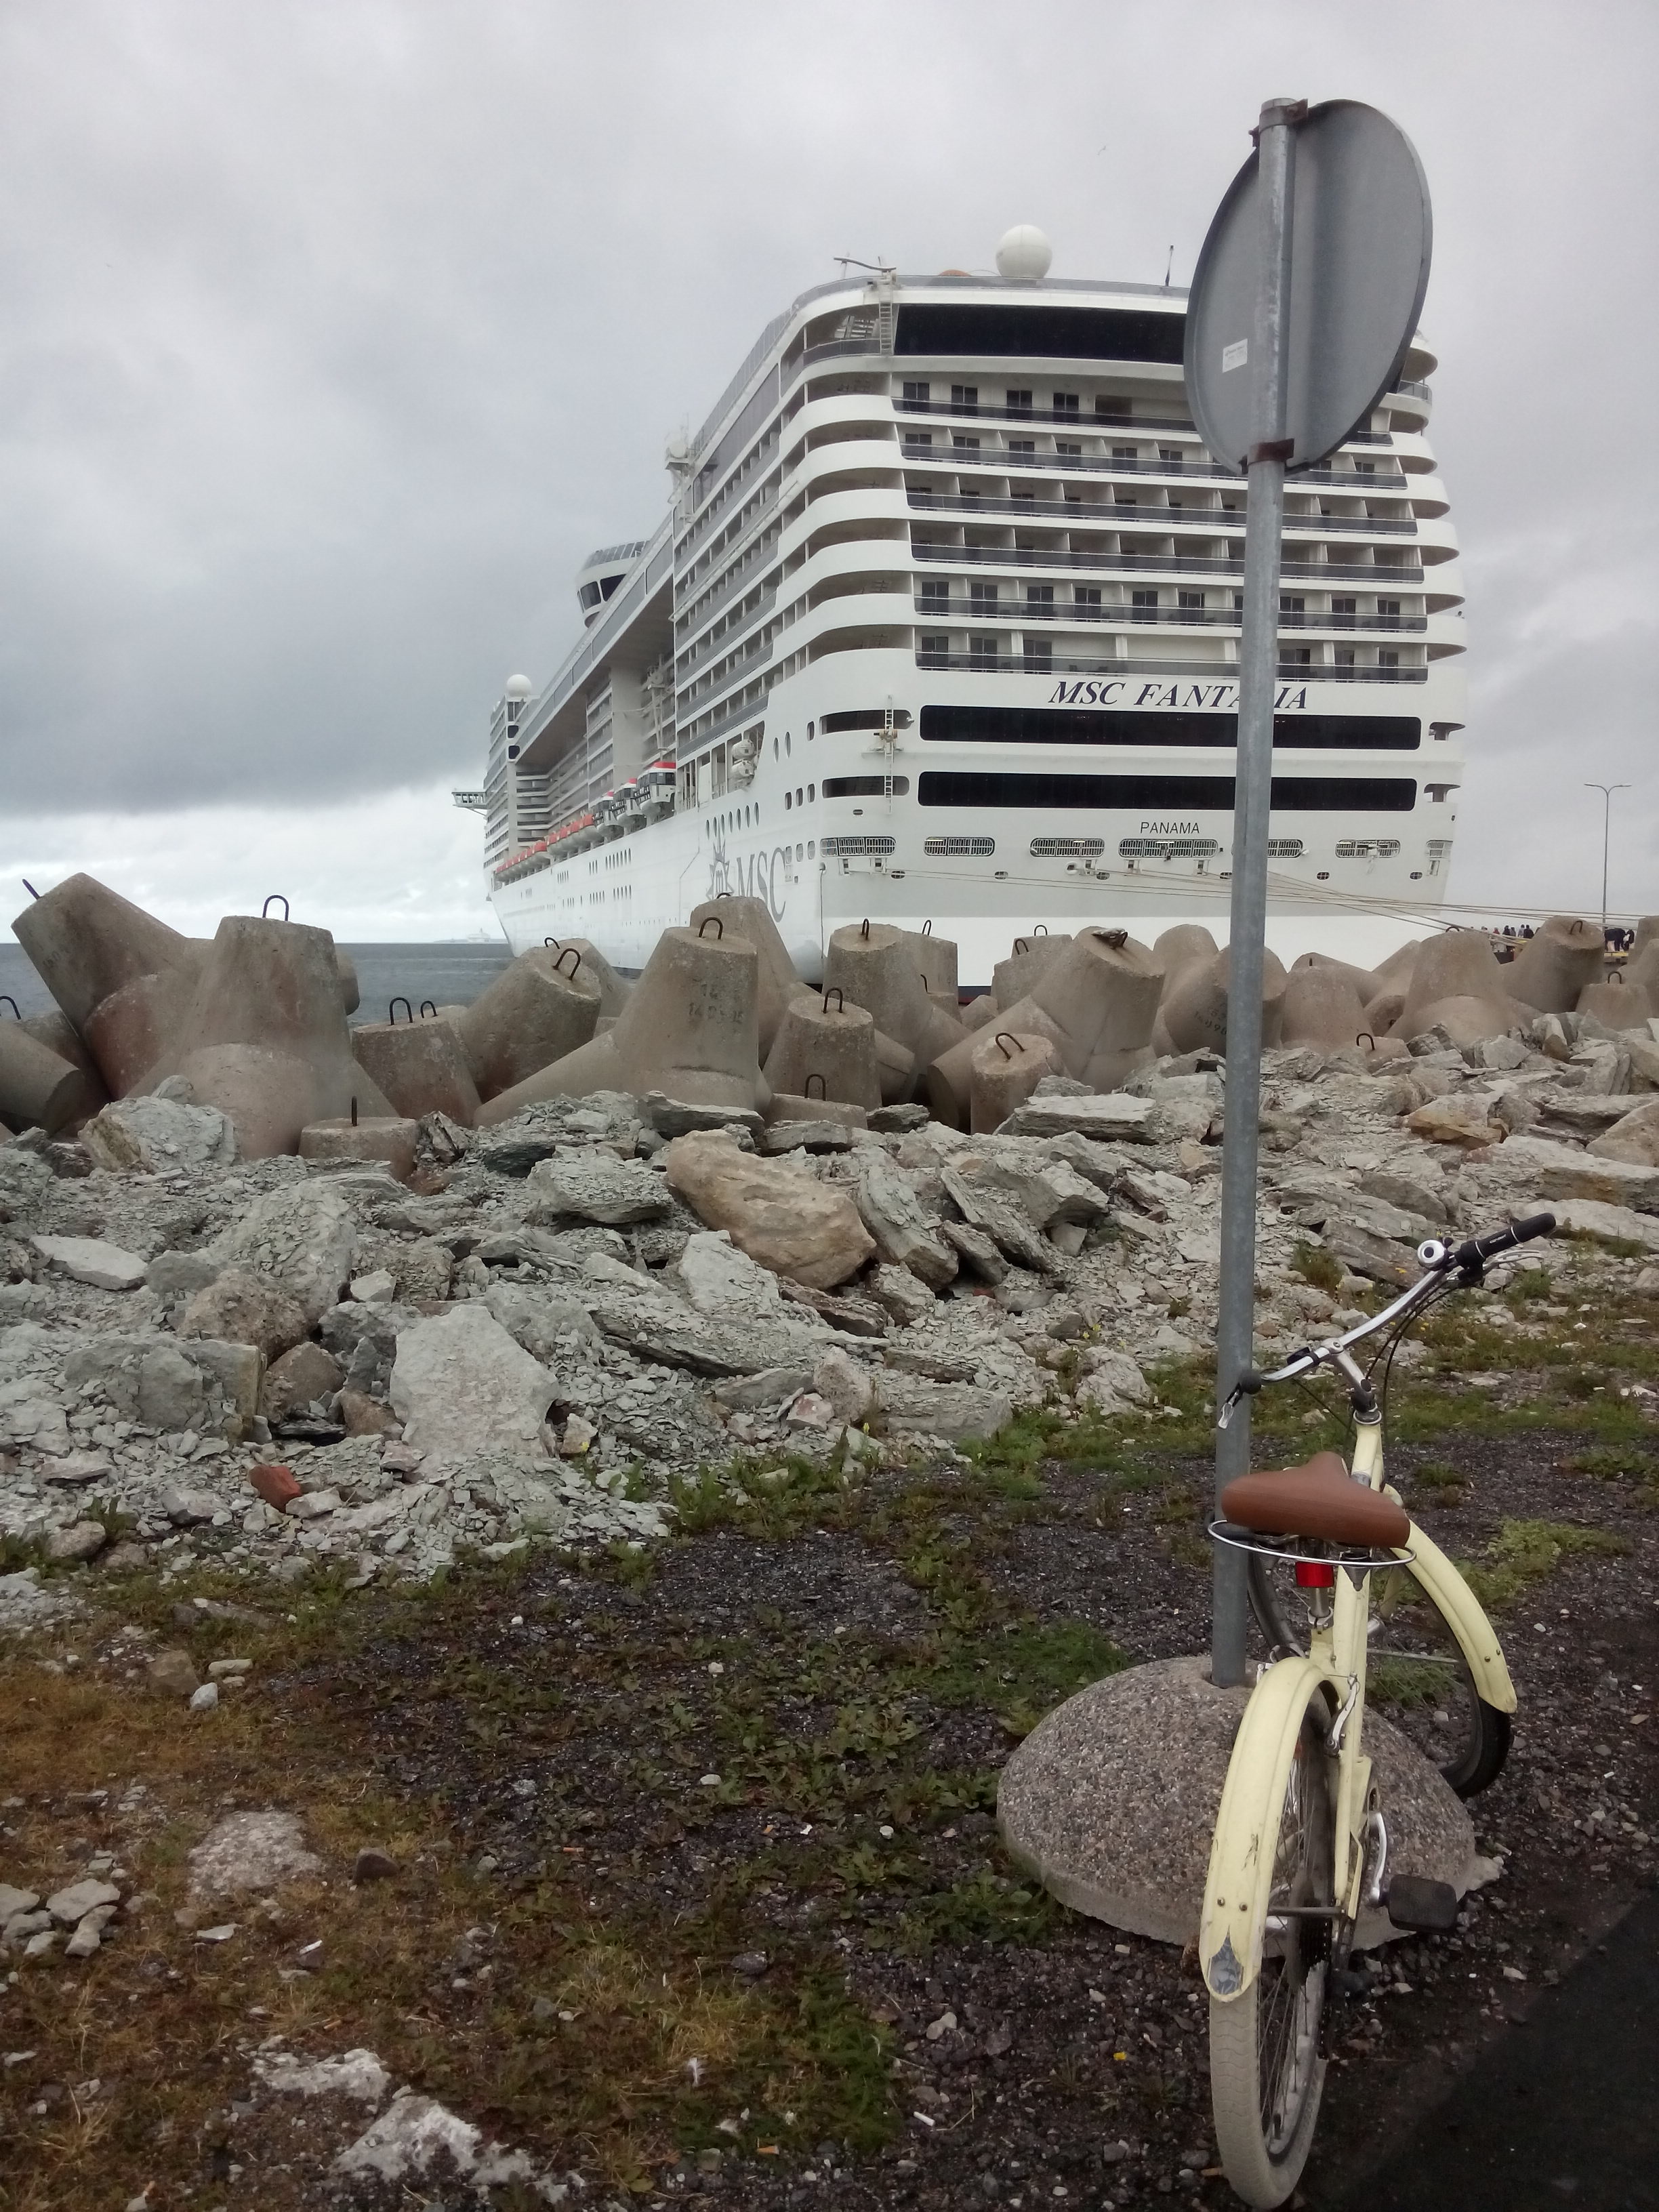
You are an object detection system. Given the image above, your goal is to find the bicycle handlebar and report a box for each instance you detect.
[1220,1210,1557,1417]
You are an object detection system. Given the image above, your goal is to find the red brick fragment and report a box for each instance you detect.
[248,1462,302,1511]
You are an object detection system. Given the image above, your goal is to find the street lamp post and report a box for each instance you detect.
[1584,782,1631,947]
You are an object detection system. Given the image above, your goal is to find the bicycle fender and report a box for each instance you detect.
[1400,1522,1517,1715]
[1201,1657,1332,2004]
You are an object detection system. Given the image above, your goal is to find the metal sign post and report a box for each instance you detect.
[1184,97,1433,1687]
[1210,96,1301,1687]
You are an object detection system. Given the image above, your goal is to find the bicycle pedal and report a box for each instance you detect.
[1385,1875,1459,1933]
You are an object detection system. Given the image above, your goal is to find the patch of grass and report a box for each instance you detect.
[1166,1295,1192,1320]
[1460,1517,1632,1611]
[1410,1458,1466,1492]
[897,1866,1058,1954]
[1292,1242,1343,1295]
[1562,1443,1654,1481]
[1503,1268,1555,1308]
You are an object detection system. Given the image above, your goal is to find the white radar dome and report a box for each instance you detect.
[996,225,1052,281]
[504,673,533,699]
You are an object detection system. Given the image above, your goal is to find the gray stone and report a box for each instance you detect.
[286,1489,342,1519]
[878,1376,1013,1441]
[525,1153,672,1225]
[348,1269,396,1304]
[45,1877,120,1925]
[480,1282,600,1361]
[758,1119,854,1154]
[710,1365,814,1411]
[1474,1136,1659,1214]
[389,1306,556,1465]
[663,1132,875,1289]
[1544,1199,1659,1252]
[80,1096,237,1176]
[1076,1349,1152,1413]
[941,1165,1059,1274]
[64,1904,117,1959]
[262,1340,346,1422]
[43,1449,113,1485]
[147,1249,226,1299]
[811,1345,876,1425]
[159,1485,224,1526]
[189,1682,220,1711]
[937,1218,1007,1284]
[638,1092,764,1139]
[180,1265,308,1363]
[850,1149,958,1288]
[187,1809,323,1899]
[998,1093,1159,1144]
[30,1235,148,1291]
[1324,1222,1420,1289]
[998,1656,1477,1950]
[147,1648,200,1697]
[864,1265,937,1327]
[671,1231,791,1322]
[953,1143,1111,1231]
[199,1180,359,1324]
[0,1885,41,1920]
[45,1519,108,1563]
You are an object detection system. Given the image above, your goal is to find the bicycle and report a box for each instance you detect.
[1200,1210,1555,2207]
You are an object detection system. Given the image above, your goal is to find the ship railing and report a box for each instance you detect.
[906,491,1418,535]
[900,441,1407,490]
[895,396,1393,446]
[913,598,1428,633]
[676,586,779,677]
[909,542,1427,585]
[1389,377,1433,401]
[912,648,1429,684]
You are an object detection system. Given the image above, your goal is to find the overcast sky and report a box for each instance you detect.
[2,0,1656,941]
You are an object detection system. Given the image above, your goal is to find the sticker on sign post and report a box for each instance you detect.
[1221,338,1248,373]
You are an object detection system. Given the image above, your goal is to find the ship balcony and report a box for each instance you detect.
[894,394,1394,447]
[907,489,1418,537]
[913,642,1429,684]
[912,594,1430,636]
[909,541,1429,588]
[899,438,1409,494]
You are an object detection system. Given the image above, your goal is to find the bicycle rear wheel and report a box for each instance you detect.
[1247,1551,1510,1797]
[1210,1683,1337,2207]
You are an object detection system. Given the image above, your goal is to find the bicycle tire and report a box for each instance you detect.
[1210,1681,1337,2208]
[1246,1550,1511,1798]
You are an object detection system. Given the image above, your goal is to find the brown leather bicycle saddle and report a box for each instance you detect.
[1221,1450,1410,1549]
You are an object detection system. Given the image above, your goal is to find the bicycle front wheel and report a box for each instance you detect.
[1210,1683,1337,2208]
[1247,1551,1511,1797]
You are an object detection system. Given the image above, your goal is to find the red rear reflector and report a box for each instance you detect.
[1294,1560,1337,1589]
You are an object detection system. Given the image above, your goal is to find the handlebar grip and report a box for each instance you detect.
[1237,1371,1269,1395]
[1453,1212,1557,1270]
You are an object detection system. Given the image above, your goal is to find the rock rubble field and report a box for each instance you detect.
[5,880,1659,2210]
[3,881,1659,1616]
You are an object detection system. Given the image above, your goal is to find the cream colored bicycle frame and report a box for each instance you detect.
[1200,1417,1514,2003]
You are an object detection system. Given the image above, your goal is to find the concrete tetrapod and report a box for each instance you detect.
[822,922,966,1073]
[10,873,199,1032]
[538,937,632,1019]
[300,1117,419,1181]
[352,1012,482,1125]
[476,922,766,1124]
[1392,928,1523,1044]
[1160,943,1288,1056]
[1152,923,1220,989]
[138,916,397,1159]
[19,1011,100,1077]
[761,990,882,1111]
[1578,976,1655,1030]
[1280,964,1369,1050]
[902,926,960,1002]
[968,1030,1063,1134]
[1290,949,1383,1005]
[993,931,1075,1011]
[0,1024,108,1136]
[690,896,802,1057]
[84,966,202,1097]
[927,927,1164,1125]
[1507,915,1607,1014]
[455,947,601,1102]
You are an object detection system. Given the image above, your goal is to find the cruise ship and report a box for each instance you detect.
[459,230,1465,985]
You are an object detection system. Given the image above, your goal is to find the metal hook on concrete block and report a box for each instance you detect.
[1101,928,1128,950]
[350,1096,359,1127]
[860,918,870,938]
[994,1031,1024,1059]
[804,1072,827,1099]
[20,880,38,901]
[544,937,560,949]
[554,946,583,975]
[1355,1031,1375,1050]
[1012,937,1030,955]
[822,987,844,1012]
[389,997,413,1025]
[419,1000,438,1018]
[697,916,724,939]
[1032,922,1049,935]
[921,919,933,935]
[262,894,290,920]
[0,996,18,1019]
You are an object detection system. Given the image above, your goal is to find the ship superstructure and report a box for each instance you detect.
[464,237,1465,983]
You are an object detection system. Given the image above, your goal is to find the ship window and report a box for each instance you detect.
[970,634,998,665]
[796,787,802,804]
[919,577,949,610]
[808,783,816,800]
[1332,596,1357,616]
[1284,647,1313,665]
[1076,586,1102,610]
[1336,647,1356,668]
[1112,445,1138,461]
[953,433,981,454]
[970,581,1000,610]
[773,737,779,760]
[918,769,1416,811]
[1026,584,1054,609]
[951,383,979,412]
[901,380,929,406]
[920,636,949,665]
[824,775,909,797]
[1178,590,1204,613]
[1280,595,1306,614]
[1054,390,1080,413]
[1379,648,1400,668]
[1132,589,1158,610]
[1006,388,1033,413]
[918,704,1422,750]
[1008,438,1036,457]
[785,731,792,754]
[808,840,815,857]
[1378,598,1401,617]
[1023,638,1052,671]
[1097,394,1132,417]
[796,843,803,859]
[785,792,792,810]
[807,721,815,739]
[1159,445,1183,467]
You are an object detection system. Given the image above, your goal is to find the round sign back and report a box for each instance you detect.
[1184,99,1432,472]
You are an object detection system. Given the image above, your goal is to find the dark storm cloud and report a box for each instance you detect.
[1,1,1655,911]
